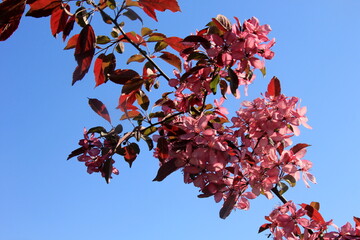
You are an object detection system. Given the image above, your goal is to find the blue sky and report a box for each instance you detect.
[1,0,360,239]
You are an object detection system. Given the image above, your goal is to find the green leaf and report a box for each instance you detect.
[143,126,157,136]
[283,175,297,187]
[154,41,168,52]
[123,8,143,23]
[141,27,153,37]
[106,0,116,9]
[100,11,112,24]
[115,42,125,53]
[96,35,111,44]
[88,126,107,134]
[260,67,266,77]
[187,52,208,61]
[210,74,220,94]
[135,90,150,110]
[278,181,289,195]
[141,135,154,151]
[74,7,88,27]
[147,33,166,42]
[127,54,145,64]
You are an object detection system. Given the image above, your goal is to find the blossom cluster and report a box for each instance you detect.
[153,87,313,217]
[262,201,360,240]
[76,128,119,180]
[169,16,276,98]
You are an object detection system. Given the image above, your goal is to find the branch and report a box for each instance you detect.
[271,186,287,204]
[93,3,171,82]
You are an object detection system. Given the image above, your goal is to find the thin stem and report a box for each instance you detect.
[141,111,184,133]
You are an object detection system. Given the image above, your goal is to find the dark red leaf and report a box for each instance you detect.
[138,0,180,21]
[228,68,239,96]
[219,192,238,219]
[182,35,211,49]
[267,76,281,97]
[122,78,144,94]
[0,0,26,41]
[67,147,85,160]
[88,98,111,124]
[50,4,69,37]
[73,25,96,84]
[123,144,138,167]
[26,0,61,18]
[258,223,271,233]
[354,216,360,227]
[102,158,113,184]
[62,15,75,41]
[153,158,178,181]
[157,137,169,163]
[159,51,182,72]
[291,143,311,155]
[300,203,325,225]
[109,69,140,85]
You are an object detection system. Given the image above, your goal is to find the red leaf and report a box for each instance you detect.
[267,76,281,97]
[291,143,311,155]
[159,51,182,72]
[26,0,61,18]
[117,91,138,112]
[354,216,360,227]
[73,25,96,84]
[88,98,112,124]
[102,158,113,184]
[300,204,325,225]
[120,31,146,46]
[50,4,69,37]
[123,144,138,167]
[94,53,116,87]
[258,223,271,233]
[62,15,75,41]
[163,37,187,52]
[120,110,141,120]
[64,34,79,50]
[94,55,105,87]
[156,137,169,163]
[109,69,140,85]
[219,192,238,219]
[138,0,180,21]
[153,158,178,181]
[0,0,26,41]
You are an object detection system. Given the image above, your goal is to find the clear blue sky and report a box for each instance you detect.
[1,0,360,239]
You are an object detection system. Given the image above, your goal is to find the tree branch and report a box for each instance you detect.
[93,3,171,82]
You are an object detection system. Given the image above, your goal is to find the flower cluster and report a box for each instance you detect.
[76,128,119,181]
[261,201,360,240]
[153,84,313,218]
[170,15,276,98]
